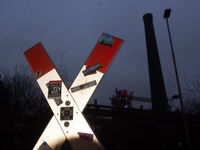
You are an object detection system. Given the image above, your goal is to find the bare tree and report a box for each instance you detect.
[183,71,200,114]
[0,52,70,149]
[0,64,51,150]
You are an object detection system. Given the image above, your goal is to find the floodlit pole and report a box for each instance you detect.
[163,9,191,150]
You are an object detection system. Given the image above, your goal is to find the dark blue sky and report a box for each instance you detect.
[1,1,200,110]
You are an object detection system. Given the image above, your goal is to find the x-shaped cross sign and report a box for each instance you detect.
[24,33,123,150]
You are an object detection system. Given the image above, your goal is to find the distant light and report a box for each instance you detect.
[164,9,171,18]
[178,142,182,147]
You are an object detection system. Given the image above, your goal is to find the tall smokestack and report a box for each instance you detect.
[143,13,169,112]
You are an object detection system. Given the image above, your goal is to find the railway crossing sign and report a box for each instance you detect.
[24,33,123,150]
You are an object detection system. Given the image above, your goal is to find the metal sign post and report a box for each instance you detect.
[24,33,123,150]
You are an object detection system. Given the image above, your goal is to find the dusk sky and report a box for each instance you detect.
[1,1,200,110]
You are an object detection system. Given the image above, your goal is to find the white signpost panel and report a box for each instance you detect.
[24,33,123,150]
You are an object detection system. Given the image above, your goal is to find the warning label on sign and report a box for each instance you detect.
[82,62,102,76]
[47,80,62,99]
[71,80,97,93]
[39,141,52,150]
[100,35,115,47]
[78,132,93,141]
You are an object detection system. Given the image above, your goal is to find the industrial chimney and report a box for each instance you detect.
[143,13,169,112]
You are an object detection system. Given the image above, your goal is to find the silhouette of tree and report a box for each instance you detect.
[183,71,200,114]
[0,64,52,149]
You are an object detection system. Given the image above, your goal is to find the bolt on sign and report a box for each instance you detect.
[24,33,123,150]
